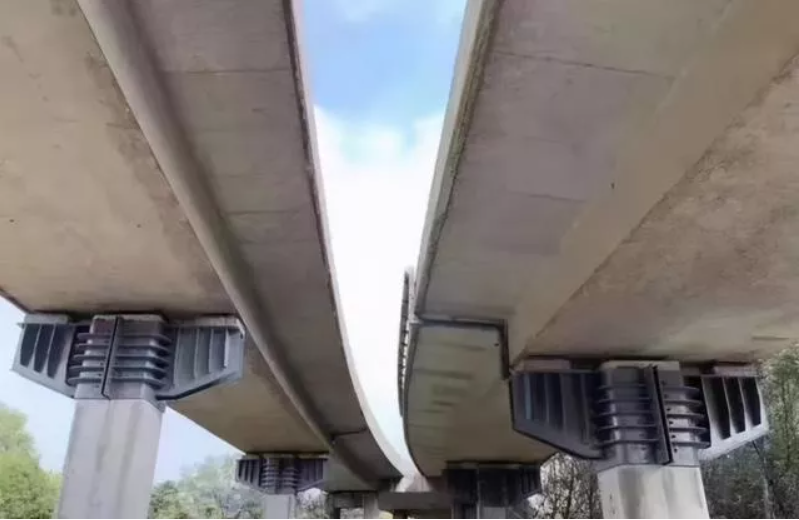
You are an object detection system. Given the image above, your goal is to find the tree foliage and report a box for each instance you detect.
[0,404,35,455]
[149,455,263,519]
[702,444,769,519]
[295,492,330,519]
[147,457,346,519]
[759,348,799,517]
[147,455,349,519]
[532,454,600,519]
[0,403,59,518]
[149,480,191,519]
[700,348,799,518]
[0,453,59,518]
[509,454,600,519]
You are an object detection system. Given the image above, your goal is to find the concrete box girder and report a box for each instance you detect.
[0,0,228,315]
[493,0,731,77]
[106,0,403,488]
[527,56,799,362]
[0,0,401,491]
[406,0,799,478]
[131,0,291,73]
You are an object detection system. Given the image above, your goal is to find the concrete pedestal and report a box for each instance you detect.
[478,506,510,518]
[57,399,162,518]
[598,465,709,519]
[263,494,295,519]
[363,494,380,519]
[451,503,509,519]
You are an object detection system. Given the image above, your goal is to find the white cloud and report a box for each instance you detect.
[314,107,442,472]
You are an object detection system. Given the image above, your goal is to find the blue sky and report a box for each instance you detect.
[0,0,465,481]
[306,0,464,124]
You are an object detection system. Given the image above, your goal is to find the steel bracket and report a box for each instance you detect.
[13,314,244,407]
[444,463,541,509]
[236,454,326,494]
[510,360,768,468]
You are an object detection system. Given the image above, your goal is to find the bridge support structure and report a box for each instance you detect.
[262,495,296,519]
[235,454,326,518]
[12,314,244,518]
[323,491,382,519]
[510,359,769,519]
[444,463,540,518]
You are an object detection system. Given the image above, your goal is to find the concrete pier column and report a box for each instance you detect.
[451,502,509,519]
[12,315,244,519]
[262,494,295,519]
[363,493,380,519]
[57,399,162,518]
[598,465,709,519]
[510,360,767,519]
[478,505,510,518]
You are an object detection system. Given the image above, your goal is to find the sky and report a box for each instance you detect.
[0,0,466,481]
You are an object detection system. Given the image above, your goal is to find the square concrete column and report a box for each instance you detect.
[451,502,511,519]
[263,494,295,518]
[598,465,709,519]
[363,493,380,519]
[58,399,162,518]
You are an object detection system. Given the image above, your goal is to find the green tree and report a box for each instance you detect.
[0,404,35,455]
[295,491,329,519]
[149,456,336,519]
[178,455,263,518]
[149,480,190,519]
[523,453,600,519]
[699,348,799,518]
[0,453,58,518]
[754,348,799,517]
[0,403,59,518]
[702,445,768,518]
[149,455,264,519]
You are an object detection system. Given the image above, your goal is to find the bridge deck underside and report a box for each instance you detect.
[0,0,399,490]
[407,0,799,476]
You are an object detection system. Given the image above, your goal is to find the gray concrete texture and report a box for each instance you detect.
[598,465,709,518]
[363,494,380,519]
[407,0,799,476]
[58,400,161,519]
[263,494,296,519]
[0,0,399,490]
[377,474,452,516]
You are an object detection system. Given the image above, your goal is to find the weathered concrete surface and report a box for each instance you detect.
[0,0,321,464]
[0,0,400,491]
[598,466,709,519]
[406,0,799,477]
[363,494,380,519]
[509,0,799,364]
[0,0,228,315]
[405,324,553,476]
[377,475,452,515]
[526,55,799,363]
[173,340,321,453]
[263,495,296,519]
[58,400,161,519]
